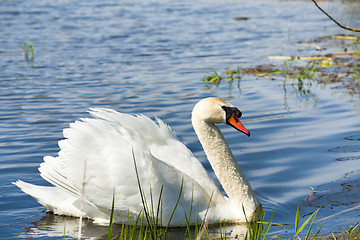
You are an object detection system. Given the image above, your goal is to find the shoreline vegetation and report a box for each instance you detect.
[71,154,360,240]
[85,196,360,240]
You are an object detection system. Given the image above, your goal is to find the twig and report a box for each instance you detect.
[314,204,360,223]
[268,51,360,61]
[312,0,360,32]
[268,56,333,61]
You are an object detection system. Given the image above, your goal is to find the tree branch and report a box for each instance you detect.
[312,0,360,32]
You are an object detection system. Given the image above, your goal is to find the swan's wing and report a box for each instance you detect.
[89,108,223,197]
[38,108,227,225]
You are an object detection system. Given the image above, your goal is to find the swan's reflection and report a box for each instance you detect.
[18,212,250,239]
[19,213,109,239]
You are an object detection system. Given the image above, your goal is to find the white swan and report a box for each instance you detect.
[14,97,261,226]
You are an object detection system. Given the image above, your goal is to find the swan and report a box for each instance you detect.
[14,97,261,226]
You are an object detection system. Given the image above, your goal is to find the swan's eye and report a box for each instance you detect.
[221,106,242,121]
[234,109,242,118]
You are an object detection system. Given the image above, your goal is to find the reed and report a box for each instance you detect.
[243,206,277,240]
[105,199,333,240]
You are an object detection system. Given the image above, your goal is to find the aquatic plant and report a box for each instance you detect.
[22,38,34,60]
[203,68,222,84]
[351,38,360,51]
[283,60,294,79]
[203,66,241,84]
[353,68,360,82]
[295,61,318,82]
[266,60,318,83]
[203,66,242,95]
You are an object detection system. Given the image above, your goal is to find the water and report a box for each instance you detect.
[1,0,360,238]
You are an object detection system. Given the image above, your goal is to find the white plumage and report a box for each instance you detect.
[14,97,261,226]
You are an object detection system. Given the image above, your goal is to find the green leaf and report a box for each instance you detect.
[107,191,115,240]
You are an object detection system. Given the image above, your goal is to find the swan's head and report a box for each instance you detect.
[192,97,250,136]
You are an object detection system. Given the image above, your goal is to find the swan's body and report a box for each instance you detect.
[14,97,261,226]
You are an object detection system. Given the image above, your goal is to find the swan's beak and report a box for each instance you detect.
[227,112,250,137]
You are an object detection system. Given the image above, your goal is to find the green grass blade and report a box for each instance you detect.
[107,192,115,240]
[199,192,214,232]
[262,207,276,240]
[137,210,146,240]
[254,210,263,240]
[304,209,319,239]
[273,236,284,240]
[165,178,183,232]
[156,185,164,227]
[312,221,324,239]
[129,210,142,239]
[132,148,156,240]
[149,186,154,224]
[244,231,248,240]
[242,205,251,238]
[120,221,125,240]
[347,226,354,240]
[294,201,301,235]
[183,210,192,240]
[295,209,319,238]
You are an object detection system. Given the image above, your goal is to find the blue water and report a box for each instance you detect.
[1,0,360,239]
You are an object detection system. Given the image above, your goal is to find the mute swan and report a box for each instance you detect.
[14,97,261,226]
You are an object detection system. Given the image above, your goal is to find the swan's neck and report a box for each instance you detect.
[192,118,260,218]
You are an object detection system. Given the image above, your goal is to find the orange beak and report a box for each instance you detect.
[227,112,250,137]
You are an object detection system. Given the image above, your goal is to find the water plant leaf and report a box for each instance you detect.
[22,37,35,60]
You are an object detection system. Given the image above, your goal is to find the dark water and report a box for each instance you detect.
[1,0,360,239]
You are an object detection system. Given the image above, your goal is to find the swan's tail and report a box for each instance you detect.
[13,180,63,212]
[13,180,109,222]
[13,155,84,215]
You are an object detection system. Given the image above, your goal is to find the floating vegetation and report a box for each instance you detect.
[203,68,222,84]
[203,66,241,84]
[353,68,360,82]
[203,35,360,95]
[203,66,242,95]
[22,38,35,60]
[268,60,319,85]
